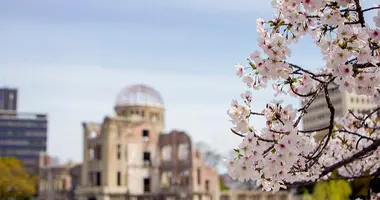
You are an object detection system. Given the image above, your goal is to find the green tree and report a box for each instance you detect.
[0,157,37,200]
[219,176,230,191]
[310,180,352,200]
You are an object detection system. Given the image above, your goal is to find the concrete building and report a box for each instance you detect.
[0,109,48,175]
[70,164,83,200]
[302,86,377,139]
[38,162,73,200]
[37,153,82,200]
[0,87,18,111]
[76,84,220,200]
[158,130,220,200]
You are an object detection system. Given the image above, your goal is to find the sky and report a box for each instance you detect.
[0,0,377,163]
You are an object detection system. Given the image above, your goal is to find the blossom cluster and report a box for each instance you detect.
[227,100,320,191]
[228,0,380,195]
[321,113,380,178]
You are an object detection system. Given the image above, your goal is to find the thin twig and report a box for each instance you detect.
[299,126,330,133]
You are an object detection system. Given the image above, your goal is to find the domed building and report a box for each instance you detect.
[114,84,165,131]
[76,84,220,200]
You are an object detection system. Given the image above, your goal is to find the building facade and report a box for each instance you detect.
[0,109,48,174]
[0,87,18,111]
[70,164,83,200]
[76,84,220,200]
[38,162,73,200]
[37,153,82,200]
[302,86,377,139]
[158,131,220,200]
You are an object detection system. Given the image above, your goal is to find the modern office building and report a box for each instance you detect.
[0,88,48,175]
[0,87,18,111]
[302,85,377,139]
[76,84,220,200]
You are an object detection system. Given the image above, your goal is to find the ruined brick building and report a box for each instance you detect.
[75,84,220,200]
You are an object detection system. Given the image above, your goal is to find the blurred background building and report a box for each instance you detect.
[0,87,48,175]
[0,88,18,110]
[38,152,82,200]
[302,85,377,140]
[76,84,221,200]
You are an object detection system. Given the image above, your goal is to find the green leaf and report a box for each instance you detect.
[249,62,256,70]
[278,20,285,27]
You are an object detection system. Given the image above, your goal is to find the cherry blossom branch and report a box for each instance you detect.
[335,129,375,142]
[306,87,336,162]
[289,63,330,81]
[299,126,330,133]
[352,0,365,27]
[289,82,317,98]
[361,106,380,127]
[287,171,380,187]
[294,78,334,127]
[250,111,264,116]
[263,144,275,155]
[254,132,276,143]
[231,128,245,138]
[361,6,380,13]
[320,138,380,178]
[227,0,380,193]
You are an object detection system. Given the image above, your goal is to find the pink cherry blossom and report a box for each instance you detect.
[227,0,380,193]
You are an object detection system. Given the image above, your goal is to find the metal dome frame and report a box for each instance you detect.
[115,84,164,108]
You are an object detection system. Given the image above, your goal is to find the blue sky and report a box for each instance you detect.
[0,0,377,163]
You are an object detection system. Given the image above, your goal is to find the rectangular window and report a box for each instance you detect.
[88,172,93,186]
[238,195,246,200]
[205,180,210,191]
[197,168,201,185]
[143,152,151,165]
[89,148,95,160]
[142,129,149,141]
[117,144,121,160]
[117,172,121,186]
[95,145,101,160]
[96,172,101,186]
[252,195,260,200]
[144,178,150,192]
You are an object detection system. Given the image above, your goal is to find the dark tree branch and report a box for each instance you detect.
[354,0,366,27]
[361,107,380,127]
[299,126,330,133]
[320,139,380,178]
[263,144,275,155]
[231,128,245,137]
[335,129,375,142]
[307,86,335,162]
[362,6,380,13]
[294,78,334,127]
[250,111,264,116]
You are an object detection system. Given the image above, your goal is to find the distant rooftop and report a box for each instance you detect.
[0,109,47,120]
